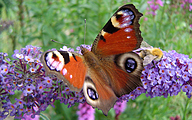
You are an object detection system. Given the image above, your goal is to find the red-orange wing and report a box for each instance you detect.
[40,50,87,92]
[91,4,143,56]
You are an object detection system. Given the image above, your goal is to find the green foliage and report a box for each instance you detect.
[0,0,191,120]
[141,1,192,57]
[41,100,78,120]
[118,93,192,120]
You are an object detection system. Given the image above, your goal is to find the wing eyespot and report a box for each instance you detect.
[125,58,137,73]
[83,77,100,102]
[87,87,99,100]
[114,52,143,73]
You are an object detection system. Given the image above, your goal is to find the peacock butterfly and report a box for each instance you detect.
[41,4,144,115]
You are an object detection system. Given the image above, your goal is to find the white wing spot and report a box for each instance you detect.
[127,36,131,39]
[63,68,67,75]
[52,61,59,68]
[122,12,128,16]
[70,75,72,79]
[125,17,130,21]
[46,53,54,65]
[128,21,132,25]
[130,15,135,20]
[68,52,73,57]
[46,52,53,61]
[128,11,133,15]
[121,23,129,28]
[56,62,64,71]
[125,28,132,32]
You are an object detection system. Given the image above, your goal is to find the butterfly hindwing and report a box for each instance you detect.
[82,52,143,114]
[111,52,143,96]
[83,74,117,115]
[40,51,87,91]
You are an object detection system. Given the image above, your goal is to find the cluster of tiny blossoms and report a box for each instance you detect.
[77,102,95,120]
[180,0,192,11]
[0,45,192,119]
[0,45,85,119]
[120,50,192,102]
[146,0,164,16]
[76,99,126,120]
[113,100,127,120]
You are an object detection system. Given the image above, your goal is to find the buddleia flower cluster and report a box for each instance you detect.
[0,45,191,119]
[76,100,127,120]
[113,100,127,119]
[120,50,192,101]
[77,102,95,120]
[0,45,85,119]
[146,0,163,16]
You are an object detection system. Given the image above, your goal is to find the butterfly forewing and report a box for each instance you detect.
[91,4,143,56]
[41,51,87,91]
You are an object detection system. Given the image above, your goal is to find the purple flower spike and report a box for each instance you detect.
[119,49,192,102]
[146,0,164,16]
[181,0,192,11]
[0,45,84,119]
[190,24,192,29]
[114,100,127,120]
[77,102,95,120]
[0,45,192,119]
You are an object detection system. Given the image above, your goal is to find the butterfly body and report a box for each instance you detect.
[41,4,144,115]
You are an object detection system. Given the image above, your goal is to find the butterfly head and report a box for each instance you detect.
[80,45,90,55]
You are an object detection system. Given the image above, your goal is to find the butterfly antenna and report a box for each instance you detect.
[51,39,71,47]
[84,19,86,44]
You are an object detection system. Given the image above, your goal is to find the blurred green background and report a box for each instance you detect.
[0,0,191,120]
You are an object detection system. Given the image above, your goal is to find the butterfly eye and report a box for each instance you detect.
[125,58,137,73]
[87,87,99,100]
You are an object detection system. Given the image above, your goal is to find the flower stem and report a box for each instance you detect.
[183,98,190,120]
